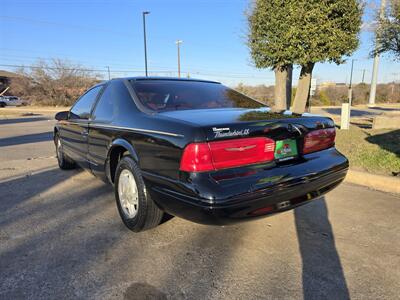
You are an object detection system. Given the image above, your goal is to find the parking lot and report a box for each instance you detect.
[1,111,399,299]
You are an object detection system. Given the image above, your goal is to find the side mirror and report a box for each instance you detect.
[55,111,69,121]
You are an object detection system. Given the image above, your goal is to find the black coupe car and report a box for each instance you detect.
[54,77,348,232]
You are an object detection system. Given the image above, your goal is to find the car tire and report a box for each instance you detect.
[0,102,5,108]
[115,156,164,232]
[55,134,76,170]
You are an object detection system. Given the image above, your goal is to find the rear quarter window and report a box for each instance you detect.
[92,80,137,122]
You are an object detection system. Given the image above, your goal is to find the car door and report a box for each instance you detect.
[61,85,104,169]
[88,80,135,179]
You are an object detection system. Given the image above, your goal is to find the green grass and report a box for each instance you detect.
[335,126,400,176]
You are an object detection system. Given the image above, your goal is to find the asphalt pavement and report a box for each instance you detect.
[0,112,399,299]
[310,104,400,122]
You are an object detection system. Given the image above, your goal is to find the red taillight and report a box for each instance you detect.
[303,128,336,154]
[180,137,276,172]
[180,143,214,172]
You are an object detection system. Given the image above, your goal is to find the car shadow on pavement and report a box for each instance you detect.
[0,132,53,147]
[0,117,49,125]
[294,197,350,300]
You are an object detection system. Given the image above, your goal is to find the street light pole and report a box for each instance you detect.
[106,66,111,80]
[341,59,355,130]
[142,11,150,77]
[348,59,355,106]
[369,0,387,106]
[176,40,183,78]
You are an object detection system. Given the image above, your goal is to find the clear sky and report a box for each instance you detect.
[1,0,399,86]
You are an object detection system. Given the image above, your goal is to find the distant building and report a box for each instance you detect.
[0,70,19,94]
[318,81,347,90]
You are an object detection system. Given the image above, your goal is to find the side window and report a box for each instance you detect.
[92,81,133,122]
[70,86,103,120]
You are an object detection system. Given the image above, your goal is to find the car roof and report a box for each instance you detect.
[116,76,221,84]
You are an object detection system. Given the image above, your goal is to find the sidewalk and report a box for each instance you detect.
[345,170,400,194]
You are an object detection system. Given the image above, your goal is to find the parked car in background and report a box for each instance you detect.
[0,96,26,107]
[54,77,348,232]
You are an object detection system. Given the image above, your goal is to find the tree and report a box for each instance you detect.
[292,1,363,113]
[247,0,295,110]
[10,59,100,106]
[374,0,400,60]
[247,0,362,113]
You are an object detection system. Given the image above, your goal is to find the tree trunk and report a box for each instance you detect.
[292,63,314,114]
[274,64,293,110]
[286,65,293,109]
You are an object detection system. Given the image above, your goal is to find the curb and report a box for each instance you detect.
[344,169,400,194]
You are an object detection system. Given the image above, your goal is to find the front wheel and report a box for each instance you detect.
[114,156,163,232]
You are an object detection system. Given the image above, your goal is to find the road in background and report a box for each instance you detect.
[311,103,400,120]
[0,113,399,299]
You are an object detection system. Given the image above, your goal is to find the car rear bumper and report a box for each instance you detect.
[144,148,349,225]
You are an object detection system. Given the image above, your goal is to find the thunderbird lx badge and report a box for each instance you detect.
[212,127,250,138]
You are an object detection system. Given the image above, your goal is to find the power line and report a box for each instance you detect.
[0,53,169,70]
[0,48,149,66]
[0,50,274,78]
[0,59,275,79]
[0,63,155,74]
[0,64,232,79]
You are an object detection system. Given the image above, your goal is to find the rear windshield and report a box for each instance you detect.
[129,80,265,112]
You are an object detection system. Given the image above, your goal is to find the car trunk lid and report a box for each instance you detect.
[160,107,334,141]
[161,108,336,170]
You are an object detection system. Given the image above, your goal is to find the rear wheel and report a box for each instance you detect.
[115,156,163,232]
[0,102,6,108]
[55,134,76,169]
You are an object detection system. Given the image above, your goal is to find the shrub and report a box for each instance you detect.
[9,59,100,106]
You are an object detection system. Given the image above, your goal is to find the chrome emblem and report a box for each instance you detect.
[212,127,230,132]
[225,145,256,152]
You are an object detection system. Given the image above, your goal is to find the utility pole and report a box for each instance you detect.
[106,66,111,80]
[362,69,366,84]
[142,11,150,77]
[176,40,183,78]
[392,73,400,101]
[393,72,400,83]
[369,0,386,106]
[341,59,355,130]
[348,59,355,106]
